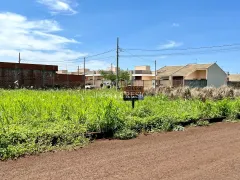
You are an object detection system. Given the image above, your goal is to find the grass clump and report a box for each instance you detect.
[114,128,138,140]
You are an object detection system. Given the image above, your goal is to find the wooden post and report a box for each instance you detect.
[116,37,119,90]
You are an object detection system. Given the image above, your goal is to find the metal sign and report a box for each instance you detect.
[123,86,144,108]
[123,86,144,101]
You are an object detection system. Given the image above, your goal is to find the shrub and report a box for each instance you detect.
[114,129,138,140]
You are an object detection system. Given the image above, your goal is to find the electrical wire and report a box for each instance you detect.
[85,49,115,58]
[122,43,240,52]
[120,47,240,58]
[121,50,157,63]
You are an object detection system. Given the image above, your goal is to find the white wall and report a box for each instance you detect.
[207,63,227,87]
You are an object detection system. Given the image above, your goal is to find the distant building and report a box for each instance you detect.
[157,63,227,88]
[57,70,68,74]
[131,65,158,89]
[228,74,240,88]
[132,66,156,81]
[68,66,119,88]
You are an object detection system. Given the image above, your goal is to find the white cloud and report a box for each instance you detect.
[172,23,180,27]
[0,12,88,70]
[158,40,183,49]
[37,0,77,15]
[85,60,112,71]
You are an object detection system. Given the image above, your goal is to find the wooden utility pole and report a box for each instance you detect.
[84,57,86,87]
[78,66,80,75]
[155,60,158,90]
[111,63,113,73]
[18,52,21,63]
[66,64,69,87]
[116,37,119,90]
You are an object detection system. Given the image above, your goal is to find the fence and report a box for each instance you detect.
[228,81,240,88]
[184,80,207,88]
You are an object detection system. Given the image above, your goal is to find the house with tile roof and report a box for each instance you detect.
[157,63,227,88]
[228,74,240,88]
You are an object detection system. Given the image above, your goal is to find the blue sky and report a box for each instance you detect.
[0,0,240,73]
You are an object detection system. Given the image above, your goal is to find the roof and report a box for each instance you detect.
[172,63,214,77]
[157,66,184,77]
[228,74,240,82]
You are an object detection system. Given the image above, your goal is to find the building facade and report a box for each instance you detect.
[157,63,227,88]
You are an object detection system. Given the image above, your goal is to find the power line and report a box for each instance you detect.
[120,47,240,57]
[85,49,115,59]
[122,43,240,52]
[84,56,115,61]
[21,55,115,64]
[122,49,150,61]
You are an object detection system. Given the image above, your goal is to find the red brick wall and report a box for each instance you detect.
[0,62,84,88]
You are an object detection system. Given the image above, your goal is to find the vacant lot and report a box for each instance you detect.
[1,122,240,180]
[1,89,240,159]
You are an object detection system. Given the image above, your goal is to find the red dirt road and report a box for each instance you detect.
[1,122,240,180]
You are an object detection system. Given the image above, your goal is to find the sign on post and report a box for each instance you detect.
[123,86,144,108]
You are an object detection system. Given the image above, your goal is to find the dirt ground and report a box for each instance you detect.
[1,122,240,180]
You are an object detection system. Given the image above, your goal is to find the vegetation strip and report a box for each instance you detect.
[1,88,240,160]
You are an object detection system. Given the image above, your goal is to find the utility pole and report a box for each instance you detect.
[84,57,86,87]
[66,64,69,87]
[78,66,80,75]
[116,37,119,90]
[155,60,157,91]
[18,52,21,63]
[111,63,113,73]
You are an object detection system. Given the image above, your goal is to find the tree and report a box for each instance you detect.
[100,70,130,81]
[100,70,130,85]
[100,70,116,82]
[119,70,130,81]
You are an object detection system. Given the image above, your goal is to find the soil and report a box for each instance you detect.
[1,122,240,180]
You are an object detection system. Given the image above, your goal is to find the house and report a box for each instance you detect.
[157,66,184,86]
[131,65,158,89]
[157,63,227,88]
[132,66,155,80]
[228,74,240,88]
[85,70,104,87]
[79,67,118,88]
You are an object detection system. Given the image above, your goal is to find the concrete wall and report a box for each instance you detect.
[185,70,206,80]
[135,66,150,71]
[142,76,154,80]
[207,63,227,87]
[133,80,153,90]
[85,80,102,88]
[86,75,103,81]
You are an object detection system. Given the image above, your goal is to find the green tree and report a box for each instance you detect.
[119,70,130,81]
[100,70,130,82]
[100,70,116,82]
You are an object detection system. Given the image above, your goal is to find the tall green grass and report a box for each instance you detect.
[0,89,240,160]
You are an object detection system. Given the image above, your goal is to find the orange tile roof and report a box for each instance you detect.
[172,63,214,77]
[157,66,184,77]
